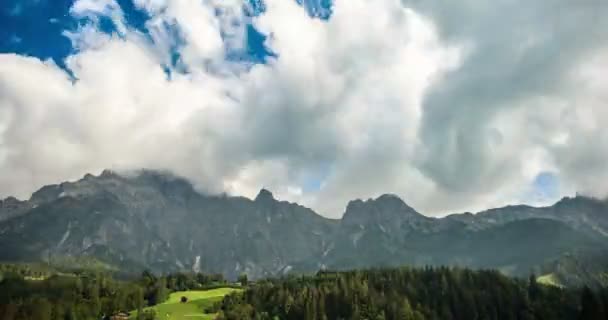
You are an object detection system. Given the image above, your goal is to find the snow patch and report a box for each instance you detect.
[352,230,364,248]
[192,255,201,273]
[57,222,71,247]
[82,236,91,248]
[322,243,334,257]
[591,225,608,237]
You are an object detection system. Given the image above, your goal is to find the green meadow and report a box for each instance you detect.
[537,273,564,288]
[131,288,241,320]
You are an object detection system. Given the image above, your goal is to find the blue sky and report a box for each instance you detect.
[0,0,340,208]
[1,0,606,217]
[0,0,276,67]
[532,172,559,200]
[1,0,75,67]
[0,0,336,66]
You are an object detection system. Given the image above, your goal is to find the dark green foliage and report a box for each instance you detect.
[136,287,144,320]
[0,272,142,320]
[0,267,229,320]
[140,309,156,320]
[219,267,607,320]
[578,287,605,320]
[238,273,248,286]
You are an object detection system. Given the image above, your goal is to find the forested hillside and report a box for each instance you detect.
[217,267,608,320]
[0,264,230,320]
[2,264,608,319]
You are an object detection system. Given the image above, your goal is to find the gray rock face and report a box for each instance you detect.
[0,197,32,222]
[445,196,608,236]
[0,169,606,281]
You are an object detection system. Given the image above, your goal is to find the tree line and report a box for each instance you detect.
[0,263,228,320]
[217,267,608,320]
[3,264,607,319]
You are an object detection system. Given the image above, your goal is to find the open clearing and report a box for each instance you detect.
[131,288,241,320]
[537,273,564,288]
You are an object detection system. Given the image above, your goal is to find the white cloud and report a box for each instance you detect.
[70,0,127,35]
[70,0,121,16]
[1,0,608,218]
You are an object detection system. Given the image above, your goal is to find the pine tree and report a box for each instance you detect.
[136,287,145,320]
[238,273,249,286]
[400,297,414,320]
[89,279,101,317]
[154,278,168,305]
[527,273,540,301]
[579,287,604,320]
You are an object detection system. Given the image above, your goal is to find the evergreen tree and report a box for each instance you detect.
[399,297,414,320]
[579,286,604,320]
[154,277,168,305]
[238,273,248,286]
[136,287,145,320]
[528,273,540,300]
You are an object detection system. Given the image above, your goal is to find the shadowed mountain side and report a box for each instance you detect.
[0,170,606,283]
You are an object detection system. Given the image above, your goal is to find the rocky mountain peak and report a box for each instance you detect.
[555,195,605,207]
[375,193,413,209]
[342,194,421,225]
[100,169,118,178]
[0,196,26,212]
[30,184,63,204]
[0,196,30,222]
[1,196,21,205]
[255,188,275,203]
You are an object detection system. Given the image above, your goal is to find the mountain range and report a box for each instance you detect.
[1,169,607,287]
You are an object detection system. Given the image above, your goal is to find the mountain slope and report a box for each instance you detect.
[0,170,337,278]
[0,169,606,283]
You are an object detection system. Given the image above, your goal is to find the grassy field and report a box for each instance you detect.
[131,288,241,320]
[537,273,564,288]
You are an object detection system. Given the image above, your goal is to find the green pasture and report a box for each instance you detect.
[131,287,241,320]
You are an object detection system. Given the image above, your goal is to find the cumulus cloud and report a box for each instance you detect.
[1,0,608,217]
[406,0,608,212]
[70,0,127,34]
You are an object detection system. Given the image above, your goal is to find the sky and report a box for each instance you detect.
[1,0,607,218]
